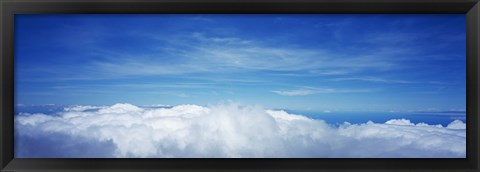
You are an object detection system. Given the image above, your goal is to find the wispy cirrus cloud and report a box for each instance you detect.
[15,15,466,111]
[35,31,409,82]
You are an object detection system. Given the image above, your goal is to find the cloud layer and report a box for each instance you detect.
[15,103,465,158]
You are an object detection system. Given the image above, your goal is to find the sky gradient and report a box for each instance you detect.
[15,14,466,113]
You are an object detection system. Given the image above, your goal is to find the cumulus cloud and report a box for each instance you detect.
[15,103,465,158]
[385,119,415,126]
[447,120,466,129]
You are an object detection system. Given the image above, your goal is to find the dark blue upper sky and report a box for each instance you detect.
[14,14,466,112]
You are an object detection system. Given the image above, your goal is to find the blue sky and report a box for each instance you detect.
[14,14,466,112]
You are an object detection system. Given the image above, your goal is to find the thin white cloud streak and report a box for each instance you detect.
[330,76,446,85]
[272,89,322,96]
[272,87,374,96]
[331,77,415,84]
[15,103,465,158]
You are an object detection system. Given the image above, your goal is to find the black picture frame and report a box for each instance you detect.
[1,0,479,171]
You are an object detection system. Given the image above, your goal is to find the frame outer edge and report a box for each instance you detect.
[1,0,5,170]
[0,0,3,170]
[467,1,480,171]
[477,3,480,170]
[475,2,480,171]
[1,1,15,171]
[1,0,480,172]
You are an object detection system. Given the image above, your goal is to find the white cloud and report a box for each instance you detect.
[447,120,466,129]
[143,104,171,108]
[385,119,415,126]
[15,103,465,158]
